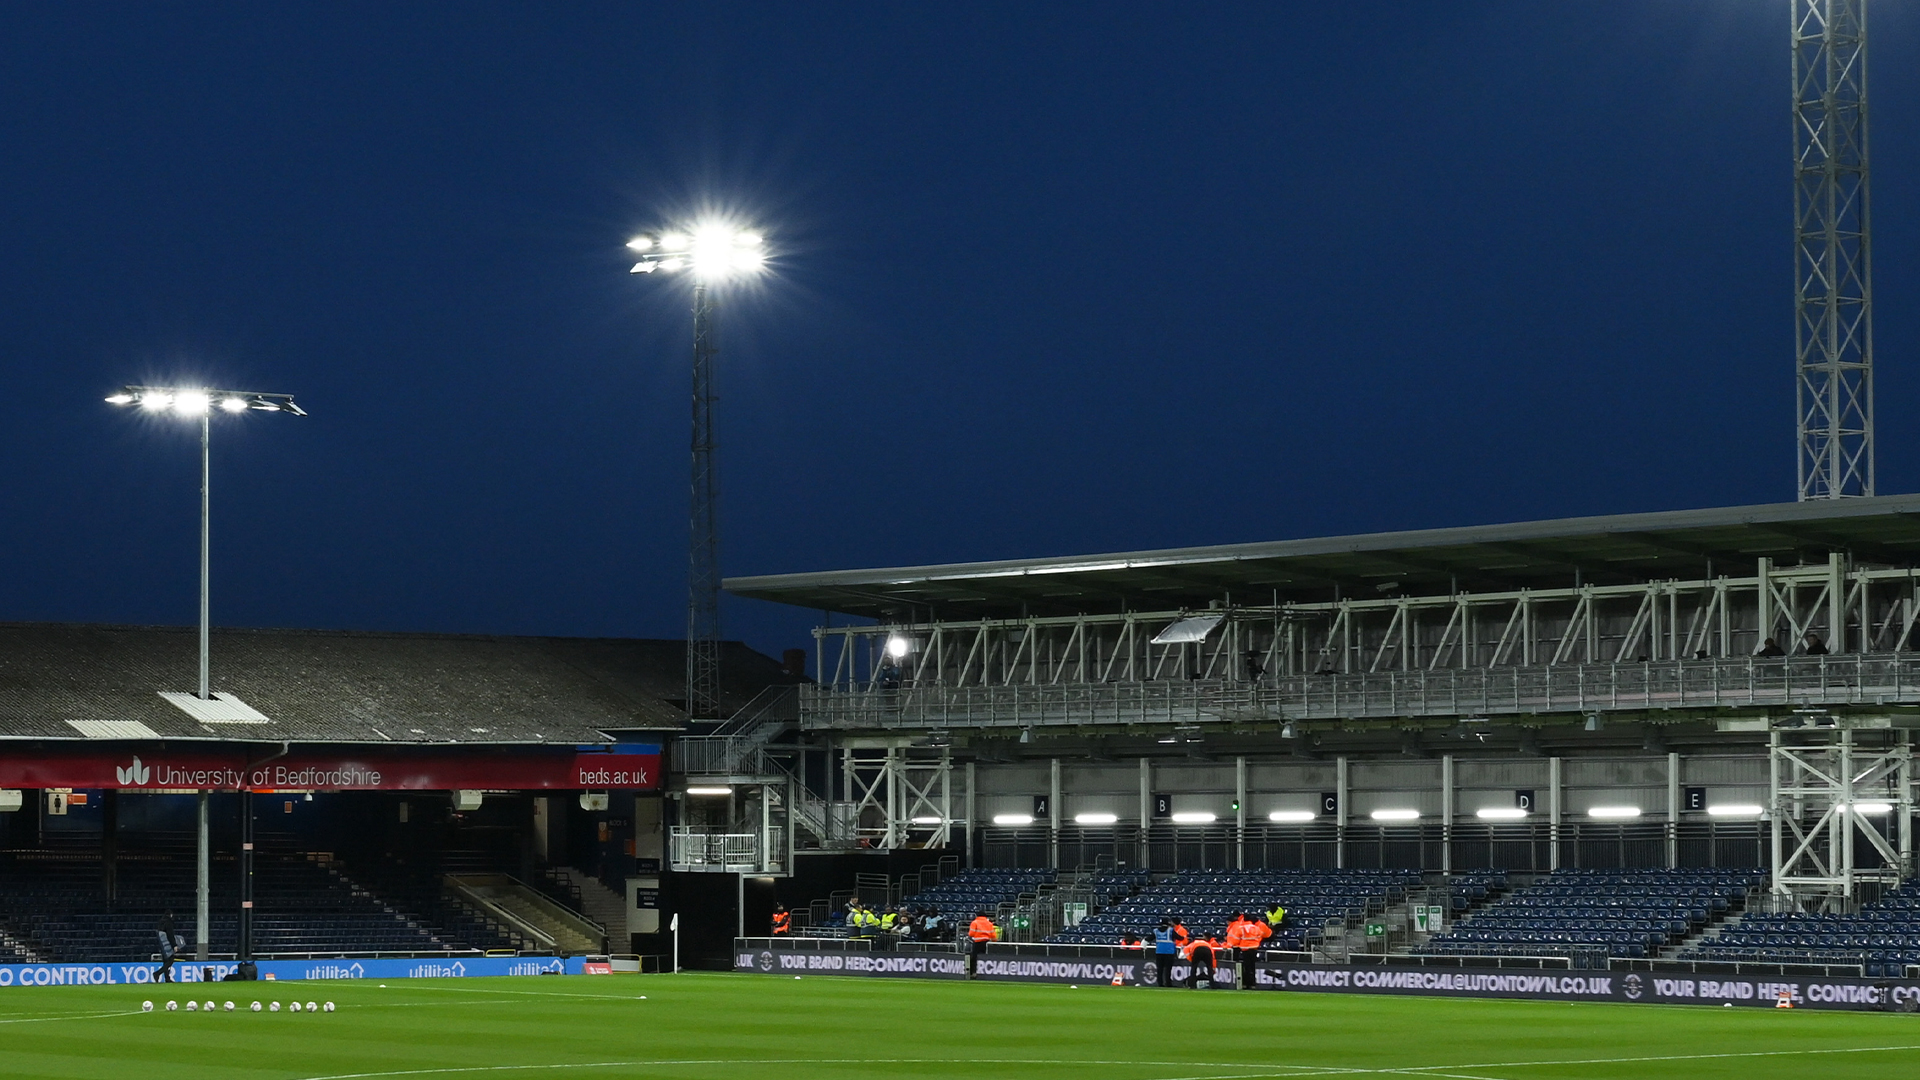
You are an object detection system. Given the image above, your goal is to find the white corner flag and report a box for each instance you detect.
[670,914,679,931]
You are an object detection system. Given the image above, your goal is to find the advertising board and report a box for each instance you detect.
[0,955,584,987]
[1255,961,1920,1012]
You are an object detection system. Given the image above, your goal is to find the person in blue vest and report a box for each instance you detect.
[1152,919,1178,986]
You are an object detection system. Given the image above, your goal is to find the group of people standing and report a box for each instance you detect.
[1127,908,1280,988]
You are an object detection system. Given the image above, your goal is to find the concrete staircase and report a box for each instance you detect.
[551,868,628,946]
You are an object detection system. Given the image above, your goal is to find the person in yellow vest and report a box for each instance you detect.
[1266,903,1286,928]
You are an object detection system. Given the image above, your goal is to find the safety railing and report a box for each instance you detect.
[800,654,1920,729]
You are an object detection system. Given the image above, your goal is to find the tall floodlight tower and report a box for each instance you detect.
[1794,0,1873,499]
[630,225,766,719]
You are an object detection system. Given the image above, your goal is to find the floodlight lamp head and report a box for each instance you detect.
[629,224,767,281]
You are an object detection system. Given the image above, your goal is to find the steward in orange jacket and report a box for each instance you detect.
[771,906,791,935]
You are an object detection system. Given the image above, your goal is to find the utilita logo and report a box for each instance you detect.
[115,757,151,786]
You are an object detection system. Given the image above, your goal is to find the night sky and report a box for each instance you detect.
[2,2,1915,663]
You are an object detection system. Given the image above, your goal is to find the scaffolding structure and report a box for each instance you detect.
[1794,0,1874,499]
[1770,726,1911,907]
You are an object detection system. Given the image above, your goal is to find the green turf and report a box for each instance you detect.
[2,973,1919,1079]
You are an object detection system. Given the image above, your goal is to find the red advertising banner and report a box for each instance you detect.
[0,746,660,791]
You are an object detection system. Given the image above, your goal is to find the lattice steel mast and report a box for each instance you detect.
[629,225,765,720]
[1794,0,1873,500]
[686,280,722,719]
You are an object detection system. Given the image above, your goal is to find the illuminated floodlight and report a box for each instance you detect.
[1845,802,1894,815]
[627,223,768,279]
[104,392,135,405]
[1073,812,1118,826]
[685,786,733,796]
[1707,803,1764,818]
[1170,811,1217,824]
[1475,807,1529,820]
[218,396,248,413]
[1371,809,1420,822]
[885,635,912,659]
[1267,810,1316,823]
[1587,806,1642,819]
[140,392,173,411]
[910,816,944,826]
[173,390,211,416]
[992,813,1034,826]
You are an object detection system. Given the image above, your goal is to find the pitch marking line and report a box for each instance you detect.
[292,1059,1340,1080]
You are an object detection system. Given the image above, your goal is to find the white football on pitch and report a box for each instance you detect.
[223,1001,235,1012]
[323,1002,335,1012]
[250,1001,262,1012]
[289,1001,301,1012]
[270,1001,282,1012]
[141,1000,153,1012]
[185,1001,198,1011]
[165,1001,178,1012]
[306,1002,318,1012]
[204,1001,215,1012]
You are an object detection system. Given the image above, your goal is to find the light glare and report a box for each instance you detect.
[1073,812,1118,825]
[992,813,1034,826]
[1846,802,1894,815]
[626,236,654,251]
[219,397,248,413]
[1371,809,1420,821]
[1476,807,1528,820]
[1706,803,1764,818]
[140,393,173,411]
[1170,811,1216,824]
[1267,810,1316,823]
[685,786,733,796]
[1587,806,1642,819]
[885,635,911,658]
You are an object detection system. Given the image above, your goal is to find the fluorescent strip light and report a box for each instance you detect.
[684,786,733,796]
[910,816,944,825]
[1370,809,1420,822]
[1475,807,1528,820]
[1073,812,1118,825]
[1587,806,1641,819]
[1706,804,1764,818]
[1846,802,1893,816]
[1170,811,1216,824]
[1267,810,1316,823]
[991,814,1034,826]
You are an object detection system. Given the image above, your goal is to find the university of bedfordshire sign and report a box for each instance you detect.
[0,746,661,791]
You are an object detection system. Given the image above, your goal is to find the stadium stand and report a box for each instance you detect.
[1047,868,1422,951]
[1418,868,1765,959]
[1682,880,1920,975]
[897,867,1056,917]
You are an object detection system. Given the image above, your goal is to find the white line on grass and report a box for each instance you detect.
[0,1009,146,1025]
[290,1058,1348,1080]
[281,1040,1920,1080]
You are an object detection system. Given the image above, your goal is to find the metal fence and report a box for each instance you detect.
[802,654,1920,729]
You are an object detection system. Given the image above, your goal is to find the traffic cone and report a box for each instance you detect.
[1776,990,1794,1009]
[1111,973,1124,987]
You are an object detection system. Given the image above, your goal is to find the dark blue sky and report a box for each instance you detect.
[1,2,1915,662]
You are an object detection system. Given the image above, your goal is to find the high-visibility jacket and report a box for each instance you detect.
[1223,919,1249,948]
[771,911,791,934]
[1267,905,1286,926]
[1247,921,1272,946]
[880,913,897,930]
[1171,923,1191,947]
[1153,927,1176,954]
[968,916,998,942]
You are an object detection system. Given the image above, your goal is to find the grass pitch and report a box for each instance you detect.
[3,972,1918,1079]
